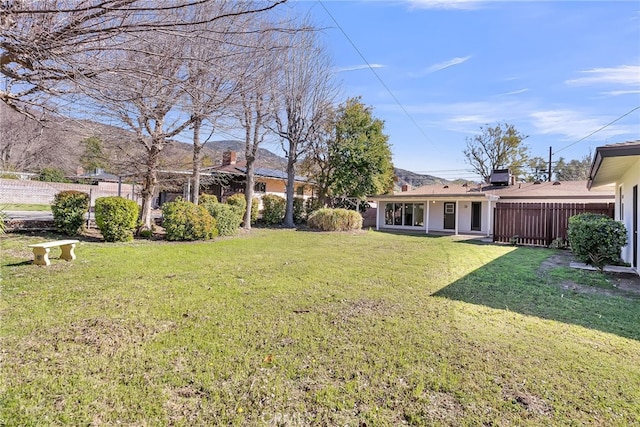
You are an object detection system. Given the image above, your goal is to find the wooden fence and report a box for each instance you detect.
[493,202,615,247]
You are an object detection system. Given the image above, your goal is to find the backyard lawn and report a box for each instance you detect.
[1,229,639,425]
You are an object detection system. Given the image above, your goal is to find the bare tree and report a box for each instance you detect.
[233,27,282,230]
[85,30,195,230]
[180,2,255,205]
[0,0,286,115]
[272,23,338,227]
[0,103,76,171]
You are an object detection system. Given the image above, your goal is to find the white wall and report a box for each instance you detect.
[375,199,488,234]
[616,158,640,272]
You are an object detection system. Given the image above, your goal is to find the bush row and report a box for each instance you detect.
[51,190,366,241]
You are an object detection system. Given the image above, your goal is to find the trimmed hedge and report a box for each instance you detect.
[95,196,139,242]
[199,194,218,205]
[226,193,246,218]
[206,203,241,236]
[262,194,286,225]
[307,208,362,231]
[251,197,259,224]
[51,190,90,235]
[162,200,217,241]
[293,197,305,224]
[567,213,627,269]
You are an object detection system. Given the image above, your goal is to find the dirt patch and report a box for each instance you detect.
[424,391,465,422]
[335,298,397,322]
[503,388,553,416]
[49,317,177,356]
[539,251,640,298]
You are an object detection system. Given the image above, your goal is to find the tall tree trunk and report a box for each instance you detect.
[191,116,203,204]
[244,156,256,230]
[283,143,296,228]
[139,143,161,230]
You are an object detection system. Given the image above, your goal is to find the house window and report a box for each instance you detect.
[254,182,266,193]
[403,203,413,226]
[444,203,455,215]
[384,202,424,226]
[296,186,305,196]
[413,204,424,226]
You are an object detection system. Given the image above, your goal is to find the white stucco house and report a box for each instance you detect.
[369,169,614,238]
[587,141,640,275]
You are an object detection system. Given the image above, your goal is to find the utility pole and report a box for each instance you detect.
[548,146,552,182]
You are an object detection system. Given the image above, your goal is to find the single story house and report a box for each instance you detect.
[587,140,640,274]
[369,169,614,237]
[158,151,314,207]
[202,151,313,202]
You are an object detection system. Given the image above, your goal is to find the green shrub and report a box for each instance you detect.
[567,213,627,270]
[262,194,286,225]
[199,194,218,206]
[305,197,322,216]
[94,196,139,242]
[162,200,217,241]
[226,193,247,223]
[38,167,68,183]
[307,208,363,231]
[0,208,7,235]
[293,197,305,224]
[205,203,241,236]
[51,190,90,235]
[251,197,259,224]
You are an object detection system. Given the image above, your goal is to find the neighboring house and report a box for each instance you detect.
[158,151,314,207]
[369,169,614,237]
[587,140,640,274]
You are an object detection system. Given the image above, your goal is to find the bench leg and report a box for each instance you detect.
[32,247,51,266]
[60,243,77,262]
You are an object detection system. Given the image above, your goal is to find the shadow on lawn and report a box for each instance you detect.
[432,245,640,341]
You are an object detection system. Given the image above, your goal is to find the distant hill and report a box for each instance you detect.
[394,167,449,190]
[2,104,460,187]
[0,103,286,174]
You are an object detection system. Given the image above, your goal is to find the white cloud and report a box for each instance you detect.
[406,0,485,10]
[335,64,384,73]
[500,88,529,96]
[565,65,640,86]
[530,110,635,141]
[424,56,472,74]
[602,89,640,96]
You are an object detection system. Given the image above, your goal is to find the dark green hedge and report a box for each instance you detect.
[51,190,90,235]
[95,196,139,242]
[162,200,217,241]
[567,213,627,269]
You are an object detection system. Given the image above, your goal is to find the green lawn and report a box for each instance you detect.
[1,230,639,426]
[1,203,51,211]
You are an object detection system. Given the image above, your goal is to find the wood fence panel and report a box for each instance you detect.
[493,202,614,246]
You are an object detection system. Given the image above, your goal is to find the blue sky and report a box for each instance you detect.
[281,0,640,180]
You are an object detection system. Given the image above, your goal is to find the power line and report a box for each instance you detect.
[317,0,439,152]
[554,105,640,155]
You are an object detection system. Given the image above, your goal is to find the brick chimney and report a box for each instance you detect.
[222,150,237,166]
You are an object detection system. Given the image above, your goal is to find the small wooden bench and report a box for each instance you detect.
[28,240,80,266]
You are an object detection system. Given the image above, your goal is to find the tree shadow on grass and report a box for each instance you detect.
[432,245,640,341]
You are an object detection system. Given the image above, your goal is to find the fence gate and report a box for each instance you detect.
[493,202,615,247]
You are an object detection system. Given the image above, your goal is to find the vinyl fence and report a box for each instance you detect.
[0,178,140,206]
[493,202,615,247]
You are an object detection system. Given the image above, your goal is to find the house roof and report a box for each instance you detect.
[587,140,640,189]
[203,161,309,183]
[372,180,613,201]
[74,169,121,182]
